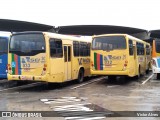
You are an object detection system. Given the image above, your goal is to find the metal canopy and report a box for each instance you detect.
[0,20,150,40]
[0,19,55,32]
[150,30,160,39]
[57,25,149,40]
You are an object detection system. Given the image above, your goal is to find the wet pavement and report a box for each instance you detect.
[0,72,160,120]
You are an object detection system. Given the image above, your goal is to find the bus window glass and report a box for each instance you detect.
[68,46,71,61]
[0,37,8,54]
[64,46,67,62]
[10,34,45,55]
[50,39,63,58]
[73,41,79,56]
[87,43,91,56]
[92,36,126,50]
[156,41,160,53]
[129,40,133,55]
[146,45,150,55]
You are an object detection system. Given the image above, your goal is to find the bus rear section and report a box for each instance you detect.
[7,32,47,81]
[0,36,9,79]
[91,35,130,78]
[152,40,160,79]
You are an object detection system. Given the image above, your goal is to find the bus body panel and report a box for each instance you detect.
[151,40,160,74]
[8,32,91,83]
[0,35,10,79]
[91,50,128,71]
[0,54,7,78]
[8,53,47,80]
[91,34,151,78]
[152,57,160,73]
[8,33,47,81]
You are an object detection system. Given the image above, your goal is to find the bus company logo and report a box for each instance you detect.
[22,57,40,64]
[104,55,112,61]
[104,55,126,61]
[138,57,144,62]
[11,62,16,68]
[104,55,112,66]
[78,58,90,65]
[0,59,2,63]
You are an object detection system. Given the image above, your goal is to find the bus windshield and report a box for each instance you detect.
[9,33,45,55]
[92,36,126,50]
[156,41,160,53]
[0,37,8,54]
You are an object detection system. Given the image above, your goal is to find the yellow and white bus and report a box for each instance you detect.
[90,34,151,80]
[7,32,91,83]
[151,39,160,79]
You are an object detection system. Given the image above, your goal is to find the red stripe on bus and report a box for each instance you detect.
[97,54,100,70]
[14,54,18,75]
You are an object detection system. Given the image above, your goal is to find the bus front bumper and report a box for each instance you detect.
[152,66,160,74]
[90,69,129,76]
[7,74,47,82]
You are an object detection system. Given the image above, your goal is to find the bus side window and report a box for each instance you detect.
[68,46,71,61]
[50,38,63,58]
[80,42,88,56]
[64,46,67,62]
[87,43,91,56]
[141,43,145,55]
[136,42,141,55]
[73,41,79,57]
[129,40,133,55]
[146,45,150,55]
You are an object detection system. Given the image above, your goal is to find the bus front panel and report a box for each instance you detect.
[8,33,47,81]
[91,36,129,75]
[0,37,8,79]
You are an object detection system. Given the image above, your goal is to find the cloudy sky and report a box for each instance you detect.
[0,0,160,30]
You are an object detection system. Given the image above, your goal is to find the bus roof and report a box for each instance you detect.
[11,31,92,43]
[0,31,11,37]
[93,34,150,45]
[45,32,92,42]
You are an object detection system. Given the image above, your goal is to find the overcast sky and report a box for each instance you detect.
[0,0,160,30]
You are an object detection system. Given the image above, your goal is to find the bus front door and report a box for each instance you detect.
[64,45,72,81]
[133,45,137,75]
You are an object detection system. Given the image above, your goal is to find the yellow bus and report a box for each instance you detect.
[7,32,91,83]
[90,34,151,80]
[151,39,160,79]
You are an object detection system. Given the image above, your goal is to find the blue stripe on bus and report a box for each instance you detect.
[157,58,160,68]
[18,56,21,75]
[100,55,103,70]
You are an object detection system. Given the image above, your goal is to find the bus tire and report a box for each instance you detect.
[157,73,160,80]
[77,69,84,83]
[136,66,141,79]
[117,76,126,84]
[108,76,116,83]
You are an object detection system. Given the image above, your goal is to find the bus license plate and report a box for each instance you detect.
[21,76,33,80]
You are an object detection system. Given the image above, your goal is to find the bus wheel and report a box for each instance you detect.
[157,73,160,80]
[136,66,141,79]
[108,76,116,83]
[77,69,84,83]
[117,76,126,84]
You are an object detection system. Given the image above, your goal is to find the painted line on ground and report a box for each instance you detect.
[142,74,154,85]
[70,77,106,89]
